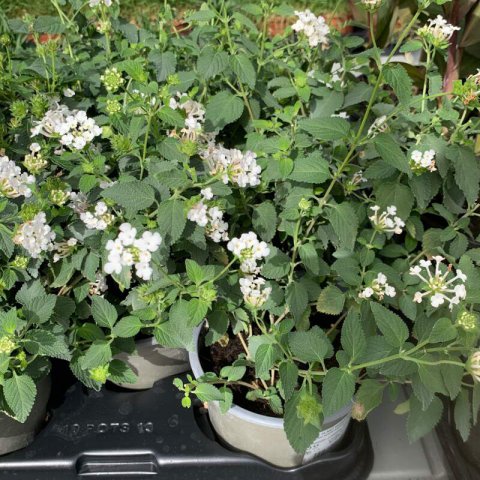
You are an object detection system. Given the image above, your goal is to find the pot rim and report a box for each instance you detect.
[189,324,352,429]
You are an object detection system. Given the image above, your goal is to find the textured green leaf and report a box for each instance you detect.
[326,203,358,251]
[205,91,244,131]
[299,117,350,141]
[316,286,345,315]
[446,145,480,205]
[370,302,409,348]
[252,202,277,242]
[288,326,333,363]
[102,181,155,212]
[279,361,298,401]
[80,341,112,370]
[92,296,118,329]
[4,374,37,423]
[407,396,443,442]
[454,390,472,442]
[112,316,142,338]
[286,282,309,321]
[255,343,280,378]
[322,368,355,417]
[341,310,366,362]
[289,153,330,184]
[157,199,186,244]
[197,47,229,79]
[373,133,410,173]
[383,64,413,104]
[231,53,256,89]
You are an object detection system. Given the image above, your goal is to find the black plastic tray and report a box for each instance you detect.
[0,373,374,480]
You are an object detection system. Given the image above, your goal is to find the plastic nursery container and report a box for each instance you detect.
[0,371,373,480]
[190,326,352,467]
[112,336,189,390]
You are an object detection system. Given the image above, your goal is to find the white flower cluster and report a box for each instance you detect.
[13,212,56,258]
[469,351,480,383]
[418,15,460,49]
[200,142,261,188]
[227,232,270,274]
[369,205,405,235]
[367,115,388,138]
[410,149,436,174]
[169,93,206,141]
[89,273,108,296]
[239,276,272,309]
[31,104,102,151]
[292,10,330,49]
[187,188,229,243]
[410,256,467,310]
[80,201,114,231]
[89,0,112,6]
[360,0,383,10]
[104,223,162,281]
[0,155,35,199]
[24,143,47,174]
[53,238,78,263]
[359,272,396,300]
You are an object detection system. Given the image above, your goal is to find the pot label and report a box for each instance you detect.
[303,414,350,463]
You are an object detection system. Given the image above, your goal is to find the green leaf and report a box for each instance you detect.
[454,390,472,442]
[407,396,443,442]
[286,282,309,321]
[112,316,142,338]
[80,341,112,370]
[158,106,185,128]
[261,248,290,279]
[195,383,225,402]
[187,299,210,326]
[376,181,413,221]
[400,40,423,52]
[316,286,345,315]
[284,387,321,453]
[197,47,229,79]
[205,91,244,131]
[322,368,355,417]
[91,296,118,329]
[108,359,137,385]
[446,145,480,205]
[341,310,366,362]
[102,181,155,212]
[279,361,298,401]
[383,64,413,104]
[220,365,246,382]
[252,202,277,242]
[0,227,14,258]
[355,379,385,417]
[326,203,358,251]
[23,294,56,325]
[288,326,333,363]
[373,133,410,174]
[149,51,177,82]
[157,199,186,244]
[289,153,330,184]
[33,15,66,34]
[231,53,256,89]
[370,302,409,348]
[429,318,457,344]
[185,259,205,284]
[441,364,464,400]
[4,373,37,423]
[255,343,281,378]
[298,117,350,141]
[0,309,17,335]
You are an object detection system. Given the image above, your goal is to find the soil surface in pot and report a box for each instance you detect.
[198,312,343,418]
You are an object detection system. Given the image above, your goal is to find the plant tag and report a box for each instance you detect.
[302,415,350,463]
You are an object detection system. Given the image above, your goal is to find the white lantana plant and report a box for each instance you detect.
[0,0,479,453]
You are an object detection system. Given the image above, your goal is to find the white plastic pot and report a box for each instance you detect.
[113,336,189,390]
[0,375,51,456]
[189,326,352,467]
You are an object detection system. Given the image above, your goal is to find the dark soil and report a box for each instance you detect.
[198,326,282,417]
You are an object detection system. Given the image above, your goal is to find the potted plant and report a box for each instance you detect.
[0,0,479,469]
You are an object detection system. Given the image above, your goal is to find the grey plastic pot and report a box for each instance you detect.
[189,326,352,467]
[113,336,190,390]
[0,374,51,456]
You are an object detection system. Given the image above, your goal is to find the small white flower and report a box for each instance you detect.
[292,10,330,49]
[227,232,270,274]
[239,275,272,308]
[368,115,388,138]
[369,205,405,235]
[63,88,75,98]
[410,149,437,174]
[359,272,396,301]
[89,272,108,296]
[13,212,56,258]
[0,155,35,199]
[201,187,213,200]
[410,256,467,310]
[418,15,460,49]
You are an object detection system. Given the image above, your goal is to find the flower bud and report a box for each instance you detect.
[351,402,366,421]
[456,310,478,332]
[0,336,16,354]
[89,365,110,384]
[468,351,480,383]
